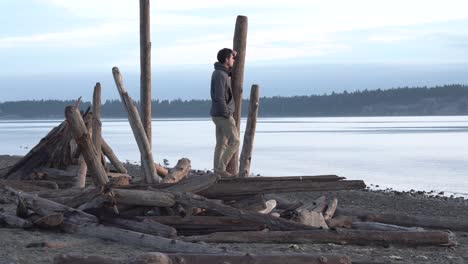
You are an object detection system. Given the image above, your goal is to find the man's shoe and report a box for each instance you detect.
[214,170,235,178]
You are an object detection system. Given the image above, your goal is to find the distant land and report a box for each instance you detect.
[1,85,468,119]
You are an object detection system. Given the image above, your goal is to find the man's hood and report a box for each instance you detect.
[214,62,231,74]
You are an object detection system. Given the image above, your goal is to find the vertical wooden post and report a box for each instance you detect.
[226,15,248,175]
[140,0,152,148]
[112,67,161,183]
[92,82,103,168]
[65,106,109,186]
[239,84,259,178]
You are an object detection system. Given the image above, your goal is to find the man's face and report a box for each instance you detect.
[226,54,235,68]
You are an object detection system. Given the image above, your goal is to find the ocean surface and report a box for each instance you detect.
[1,116,467,196]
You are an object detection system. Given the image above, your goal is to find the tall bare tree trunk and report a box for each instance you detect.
[140,0,151,148]
[239,84,259,177]
[226,15,248,175]
[92,82,103,169]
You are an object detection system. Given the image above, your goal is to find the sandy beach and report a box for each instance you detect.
[1,155,467,264]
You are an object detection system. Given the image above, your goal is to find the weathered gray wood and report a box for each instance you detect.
[112,67,160,184]
[99,215,177,238]
[163,158,191,183]
[201,177,366,199]
[101,139,128,174]
[113,189,175,207]
[182,229,457,246]
[0,211,33,228]
[0,186,98,225]
[32,213,64,228]
[226,15,248,175]
[239,84,259,177]
[139,0,152,150]
[335,207,468,232]
[92,82,103,170]
[352,222,425,232]
[227,194,267,211]
[163,173,219,193]
[171,192,318,231]
[65,106,109,186]
[324,197,338,221]
[77,155,87,188]
[33,187,86,199]
[140,216,264,236]
[61,222,225,253]
[1,180,58,191]
[54,252,352,264]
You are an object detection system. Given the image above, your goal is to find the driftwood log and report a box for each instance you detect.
[140,216,265,236]
[182,229,457,247]
[163,158,191,183]
[101,139,128,174]
[171,191,318,231]
[98,214,177,238]
[54,252,352,264]
[335,207,468,232]
[65,106,109,186]
[226,15,248,176]
[92,82,104,170]
[61,222,225,253]
[0,186,98,225]
[112,67,160,184]
[201,176,364,199]
[239,84,259,178]
[0,211,33,228]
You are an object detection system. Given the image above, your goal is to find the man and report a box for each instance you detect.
[210,48,240,177]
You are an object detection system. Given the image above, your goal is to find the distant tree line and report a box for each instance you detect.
[1,84,468,119]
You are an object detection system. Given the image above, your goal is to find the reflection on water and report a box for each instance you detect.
[1,116,467,195]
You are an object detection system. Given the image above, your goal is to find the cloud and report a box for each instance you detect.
[0,21,135,48]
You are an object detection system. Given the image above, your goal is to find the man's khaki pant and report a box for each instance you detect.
[212,116,240,172]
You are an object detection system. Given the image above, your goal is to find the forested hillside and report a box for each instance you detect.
[1,85,467,118]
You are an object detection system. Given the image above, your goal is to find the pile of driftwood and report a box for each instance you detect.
[0,68,460,264]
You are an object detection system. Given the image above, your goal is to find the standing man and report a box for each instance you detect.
[210,48,240,177]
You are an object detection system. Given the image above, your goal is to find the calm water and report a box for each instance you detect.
[1,116,467,196]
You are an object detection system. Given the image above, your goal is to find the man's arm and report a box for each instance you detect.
[212,75,230,118]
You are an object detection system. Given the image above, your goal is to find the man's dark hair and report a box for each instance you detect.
[217,48,234,63]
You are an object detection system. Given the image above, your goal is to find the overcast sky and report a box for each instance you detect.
[1,1,468,100]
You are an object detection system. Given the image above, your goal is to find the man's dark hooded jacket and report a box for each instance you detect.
[210,62,235,118]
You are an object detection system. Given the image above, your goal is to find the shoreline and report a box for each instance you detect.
[1,154,468,263]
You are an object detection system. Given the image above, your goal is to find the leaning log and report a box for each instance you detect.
[112,67,160,184]
[171,191,318,231]
[101,139,128,174]
[239,84,259,177]
[163,158,191,183]
[61,222,225,253]
[54,252,352,264]
[65,106,109,186]
[335,207,468,232]
[139,216,265,236]
[201,177,365,199]
[182,229,457,246]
